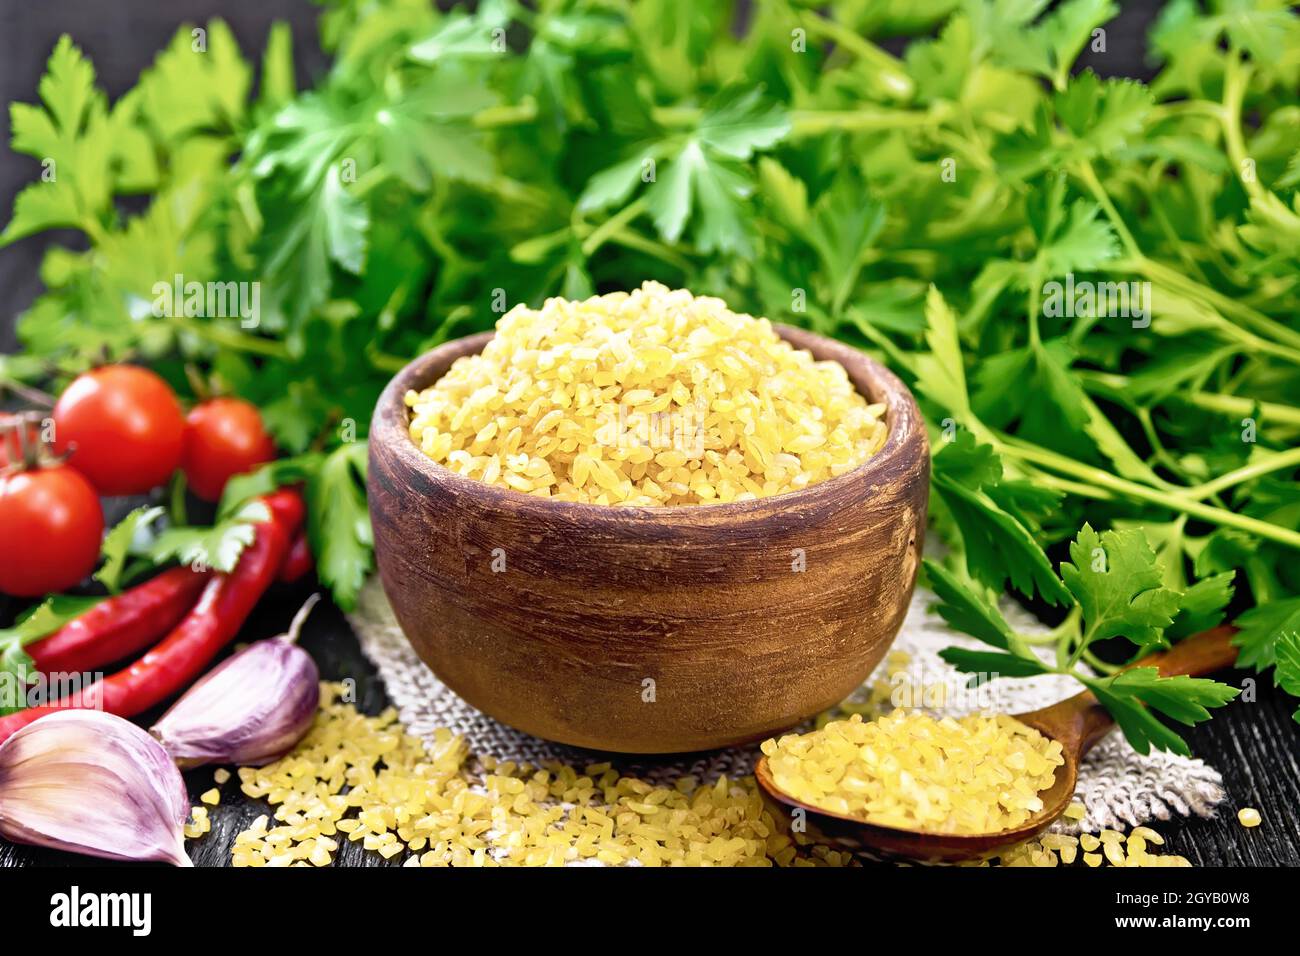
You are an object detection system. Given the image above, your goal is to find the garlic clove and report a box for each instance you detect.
[0,710,191,866]
[151,594,321,768]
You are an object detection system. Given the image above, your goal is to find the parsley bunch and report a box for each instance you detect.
[3,0,1299,750]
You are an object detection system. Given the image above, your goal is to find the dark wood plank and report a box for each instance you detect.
[2,582,1297,867]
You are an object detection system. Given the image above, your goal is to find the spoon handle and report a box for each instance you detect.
[1135,624,1240,678]
[1028,625,1240,758]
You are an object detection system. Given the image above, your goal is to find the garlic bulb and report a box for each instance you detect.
[0,710,191,866]
[151,594,321,768]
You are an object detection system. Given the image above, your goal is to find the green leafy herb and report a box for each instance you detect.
[147,500,270,574]
[3,1,1299,731]
[94,505,164,593]
[1059,525,1182,652]
[927,532,1240,756]
[1275,632,1300,722]
[307,444,373,613]
[1233,598,1300,671]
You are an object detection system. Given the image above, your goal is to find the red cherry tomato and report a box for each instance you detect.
[52,365,186,495]
[0,464,104,597]
[182,398,277,502]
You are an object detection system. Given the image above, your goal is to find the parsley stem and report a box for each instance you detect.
[1075,160,1138,256]
[366,347,409,374]
[1080,158,1300,354]
[1026,471,1115,501]
[605,228,693,272]
[1124,256,1300,353]
[0,378,54,407]
[845,309,916,373]
[472,99,538,129]
[1067,618,1101,669]
[1080,648,1120,676]
[650,103,942,137]
[788,107,942,136]
[1077,370,1300,428]
[1019,605,1080,646]
[581,198,647,257]
[166,316,291,360]
[1184,447,1300,501]
[798,14,914,100]
[993,435,1300,549]
[1219,53,1262,202]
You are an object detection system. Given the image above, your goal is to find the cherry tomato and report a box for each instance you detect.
[182,398,277,502]
[0,464,104,597]
[52,365,186,496]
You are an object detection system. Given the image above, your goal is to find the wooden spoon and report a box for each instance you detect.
[754,626,1240,862]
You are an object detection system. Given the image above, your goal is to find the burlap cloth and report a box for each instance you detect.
[346,577,1225,849]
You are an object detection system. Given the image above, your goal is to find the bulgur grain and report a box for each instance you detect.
[760,711,1064,834]
[229,683,847,868]
[223,684,1189,869]
[406,283,887,506]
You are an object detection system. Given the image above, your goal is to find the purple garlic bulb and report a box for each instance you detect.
[0,710,191,866]
[150,594,321,768]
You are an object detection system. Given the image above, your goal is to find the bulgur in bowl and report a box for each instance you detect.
[367,288,929,753]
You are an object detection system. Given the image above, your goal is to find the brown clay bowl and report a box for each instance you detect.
[367,324,929,753]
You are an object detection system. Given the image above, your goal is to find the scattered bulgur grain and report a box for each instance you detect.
[228,683,1189,870]
[200,788,220,806]
[213,768,231,785]
[1237,807,1262,828]
[1130,825,1163,845]
[229,683,847,868]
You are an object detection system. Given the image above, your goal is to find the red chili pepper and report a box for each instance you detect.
[277,531,314,583]
[0,489,304,742]
[262,485,305,531]
[26,566,209,674]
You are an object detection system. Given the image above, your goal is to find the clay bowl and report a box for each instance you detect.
[367,325,929,753]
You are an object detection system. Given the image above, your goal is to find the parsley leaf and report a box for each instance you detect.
[1000,0,1119,91]
[1233,597,1300,671]
[95,505,165,593]
[307,444,373,612]
[1,36,110,245]
[148,500,271,573]
[932,432,1071,605]
[1167,572,1234,640]
[913,285,972,424]
[1060,525,1182,650]
[587,87,789,255]
[1275,632,1300,723]
[925,559,1043,664]
[1084,668,1239,756]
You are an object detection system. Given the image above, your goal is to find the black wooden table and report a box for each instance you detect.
[2,576,1298,868]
